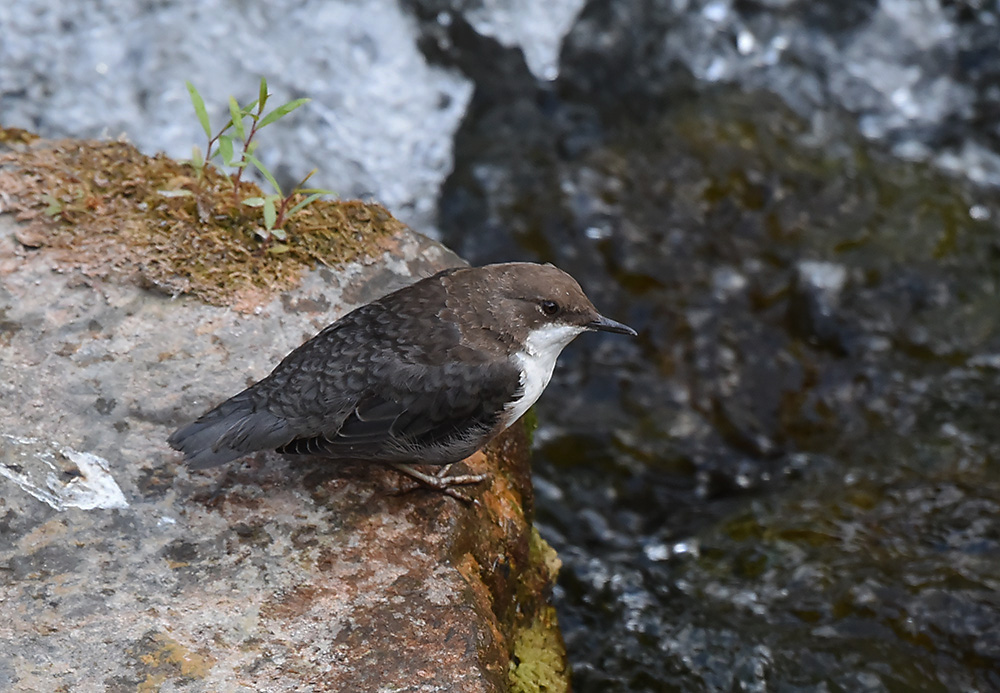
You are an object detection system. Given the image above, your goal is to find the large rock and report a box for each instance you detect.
[0,137,567,692]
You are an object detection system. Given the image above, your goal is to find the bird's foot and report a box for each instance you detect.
[390,462,488,503]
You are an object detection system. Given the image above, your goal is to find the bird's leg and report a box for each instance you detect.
[389,462,488,502]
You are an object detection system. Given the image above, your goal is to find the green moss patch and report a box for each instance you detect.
[0,136,403,308]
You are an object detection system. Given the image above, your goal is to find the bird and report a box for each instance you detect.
[167,262,636,499]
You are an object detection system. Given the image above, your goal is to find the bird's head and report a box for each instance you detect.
[457,262,636,354]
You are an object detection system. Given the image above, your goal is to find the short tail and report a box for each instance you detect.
[167,393,293,469]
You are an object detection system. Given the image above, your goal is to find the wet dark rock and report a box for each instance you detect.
[787,260,852,354]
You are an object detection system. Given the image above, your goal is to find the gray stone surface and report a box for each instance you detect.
[0,209,536,692]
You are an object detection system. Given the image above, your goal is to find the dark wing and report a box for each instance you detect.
[277,358,521,464]
[169,271,519,468]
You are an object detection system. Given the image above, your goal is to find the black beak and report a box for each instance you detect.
[588,314,637,336]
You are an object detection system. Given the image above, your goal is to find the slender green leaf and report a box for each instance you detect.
[246,153,282,196]
[267,242,291,254]
[190,145,204,169]
[263,197,277,230]
[218,135,235,166]
[271,228,288,241]
[286,192,325,218]
[258,77,269,112]
[228,97,245,141]
[297,188,337,195]
[240,99,260,115]
[258,98,310,129]
[186,81,212,138]
[242,196,265,207]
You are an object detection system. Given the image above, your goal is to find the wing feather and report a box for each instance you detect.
[277,360,520,464]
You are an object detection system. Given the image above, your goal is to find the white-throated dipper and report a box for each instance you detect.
[168,262,635,499]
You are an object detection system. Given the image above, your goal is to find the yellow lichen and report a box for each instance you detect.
[130,631,214,691]
[508,605,569,693]
[529,526,562,583]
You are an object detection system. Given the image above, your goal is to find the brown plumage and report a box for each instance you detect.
[168,262,635,490]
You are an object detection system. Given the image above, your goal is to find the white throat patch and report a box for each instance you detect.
[503,323,586,428]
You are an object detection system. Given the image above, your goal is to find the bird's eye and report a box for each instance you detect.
[540,300,560,316]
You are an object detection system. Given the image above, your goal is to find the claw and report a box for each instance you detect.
[390,462,488,503]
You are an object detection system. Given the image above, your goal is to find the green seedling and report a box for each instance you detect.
[242,167,330,247]
[183,77,335,241]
